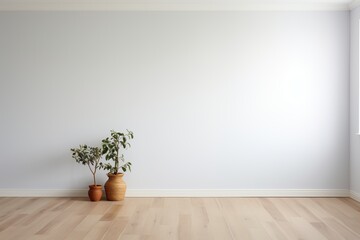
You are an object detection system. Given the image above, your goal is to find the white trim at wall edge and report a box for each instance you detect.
[0,189,349,198]
[350,191,360,202]
[0,2,352,11]
[350,0,360,10]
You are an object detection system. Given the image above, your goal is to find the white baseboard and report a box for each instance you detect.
[350,191,360,202]
[0,189,88,197]
[0,2,351,11]
[0,188,349,198]
[127,189,349,197]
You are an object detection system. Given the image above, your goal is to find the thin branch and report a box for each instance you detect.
[87,162,95,175]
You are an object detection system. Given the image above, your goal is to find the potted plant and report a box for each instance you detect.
[70,145,103,201]
[101,130,134,201]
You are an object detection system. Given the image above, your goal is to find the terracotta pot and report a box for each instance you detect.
[88,185,103,202]
[104,173,127,201]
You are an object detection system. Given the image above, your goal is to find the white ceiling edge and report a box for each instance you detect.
[350,0,360,9]
[0,2,355,11]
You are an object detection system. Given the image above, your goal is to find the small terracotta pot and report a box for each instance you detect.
[104,173,126,201]
[88,185,103,202]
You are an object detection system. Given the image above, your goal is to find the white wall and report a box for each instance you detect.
[351,7,360,198]
[0,11,350,192]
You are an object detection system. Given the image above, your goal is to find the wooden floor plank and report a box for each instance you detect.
[0,197,360,240]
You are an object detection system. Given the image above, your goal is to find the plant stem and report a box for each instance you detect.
[115,138,119,174]
[93,164,97,186]
[88,162,96,186]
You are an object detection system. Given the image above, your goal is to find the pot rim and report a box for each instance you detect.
[89,185,102,189]
[107,173,124,177]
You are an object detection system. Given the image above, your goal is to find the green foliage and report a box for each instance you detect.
[101,130,134,175]
[70,145,103,186]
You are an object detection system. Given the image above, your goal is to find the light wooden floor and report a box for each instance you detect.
[1,197,360,240]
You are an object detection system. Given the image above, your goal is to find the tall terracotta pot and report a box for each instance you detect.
[104,173,127,201]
